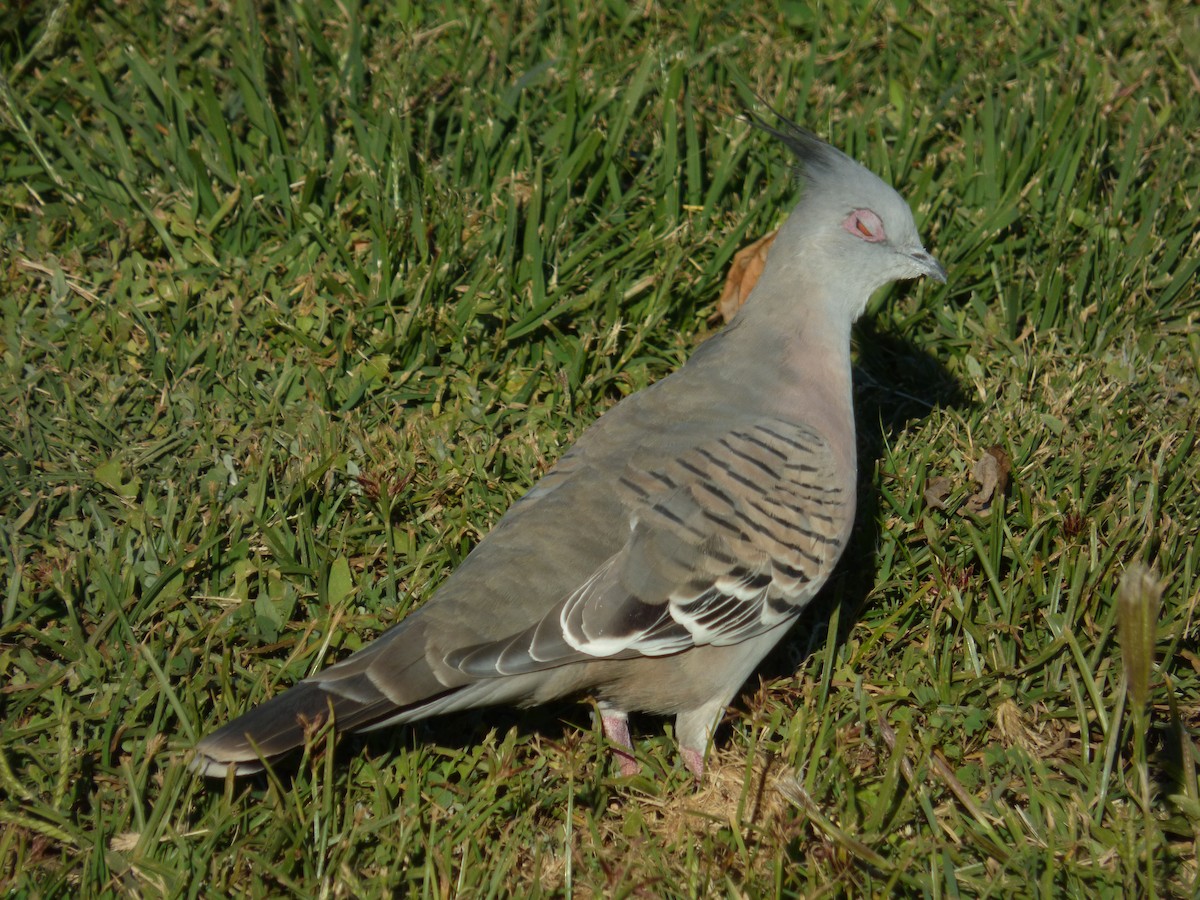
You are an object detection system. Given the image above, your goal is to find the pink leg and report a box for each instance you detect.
[681,746,705,780]
[601,712,641,776]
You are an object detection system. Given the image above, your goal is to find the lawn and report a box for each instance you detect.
[1,0,1198,896]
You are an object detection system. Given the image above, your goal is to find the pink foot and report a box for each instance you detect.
[601,713,641,776]
[681,746,705,780]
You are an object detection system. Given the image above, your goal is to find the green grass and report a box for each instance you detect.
[2,0,1198,895]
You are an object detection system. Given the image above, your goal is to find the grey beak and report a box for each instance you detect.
[910,250,947,283]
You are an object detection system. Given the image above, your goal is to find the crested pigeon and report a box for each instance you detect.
[192,114,946,779]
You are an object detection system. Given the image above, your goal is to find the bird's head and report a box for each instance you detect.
[751,115,946,319]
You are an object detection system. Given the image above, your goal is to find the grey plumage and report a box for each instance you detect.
[192,113,946,779]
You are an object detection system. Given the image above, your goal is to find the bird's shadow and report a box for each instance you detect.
[221,317,970,789]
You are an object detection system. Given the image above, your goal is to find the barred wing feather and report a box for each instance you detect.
[447,420,850,677]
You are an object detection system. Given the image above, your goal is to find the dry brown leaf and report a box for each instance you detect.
[965,446,1011,514]
[924,476,954,510]
[717,229,778,323]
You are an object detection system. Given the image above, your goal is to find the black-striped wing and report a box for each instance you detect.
[447,420,852,676]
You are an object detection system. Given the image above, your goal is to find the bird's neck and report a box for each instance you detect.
[718,290,859,475]
[781,312,858,474]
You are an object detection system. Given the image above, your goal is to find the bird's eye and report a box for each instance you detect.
[843,209,886,243]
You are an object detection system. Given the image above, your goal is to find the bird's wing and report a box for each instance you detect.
[445,418,852,676]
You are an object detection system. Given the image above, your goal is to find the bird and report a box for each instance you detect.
[192,112,947,780]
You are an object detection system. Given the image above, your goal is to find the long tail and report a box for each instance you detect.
[191,617,461,776]
[190,682,392,775]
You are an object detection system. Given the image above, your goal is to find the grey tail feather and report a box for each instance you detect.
[190,678,462,777]
[192,612,464,776]
[189,682,393,776]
